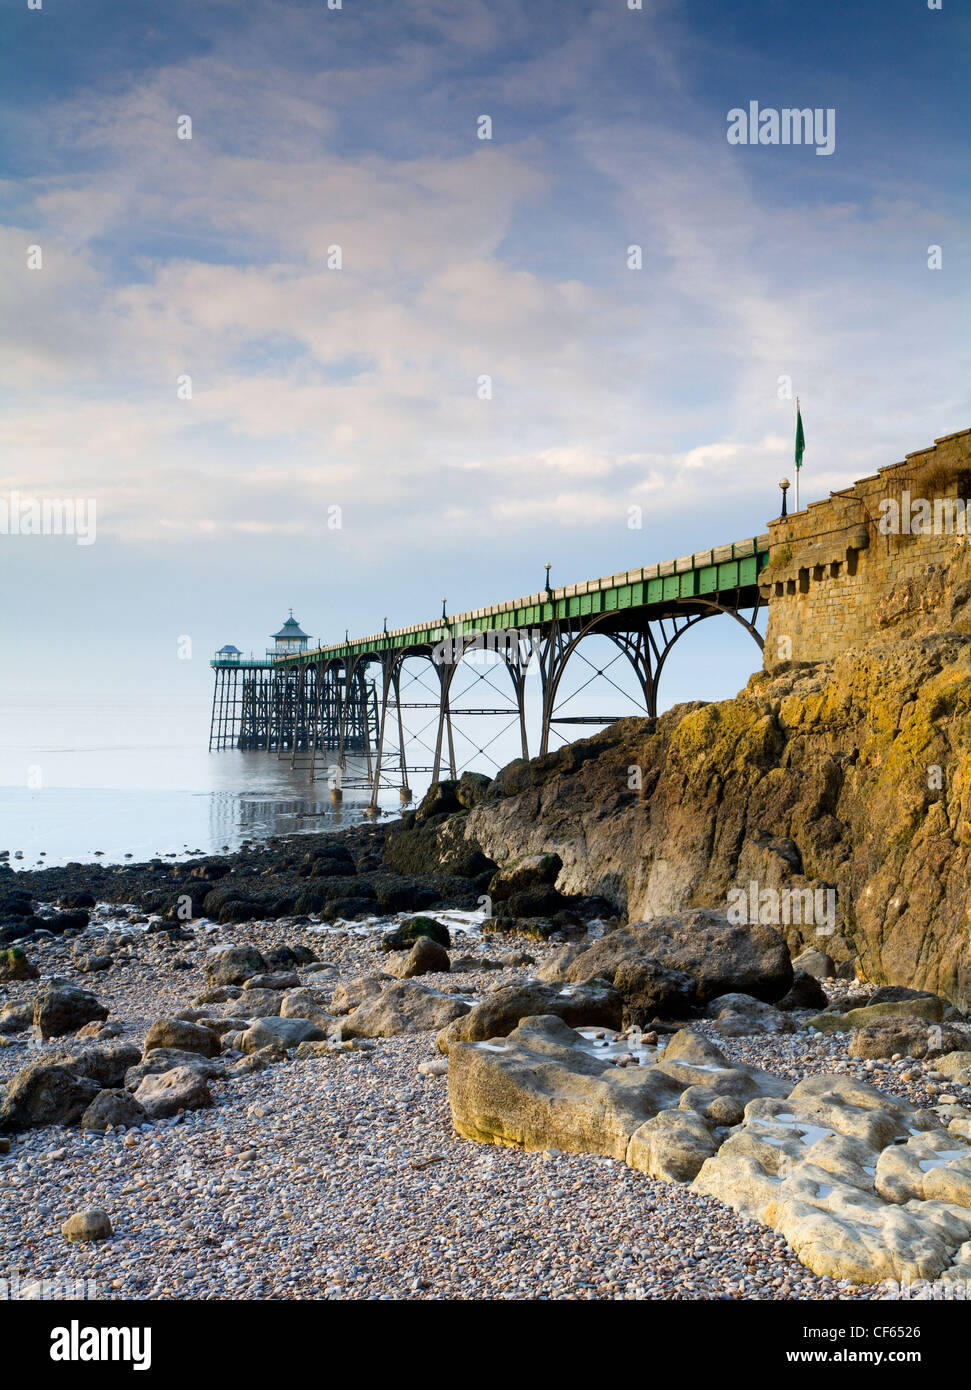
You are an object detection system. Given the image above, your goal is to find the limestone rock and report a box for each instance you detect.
[563,911,792,1005]
[445,607,971,1008]
[240,1016,326,1053]
[50,1042,140,1088]
[205,945,266,987]
[223,988,285,1020]
[243,971,300,991]
[938,1051,971,1081]
[609,959,698,1026]
[808,997,946,1033]
[143,1017,222,1058]
[80,1089,148,1132]
[62,1208,113,1243]
[627,1109,719,1182]
[848,1017,968,1060]
[134,1066,212,1118]
[0,1061,101,1133]
[124,1049,223,1091]
[448,1014,684,1158]
[0,1002,35,1033]
[792,947,835,980]
[489,853,563,901]
[33,984,109,1039]
[0,947,39,981]
[386,935,451,979]
[708,993,796,1036]
[329,974,392,1015]
[341,981,471,1039]
[278,988,334,1027]
[875,1133,971,1205]
[436,980,622,1054]
[777,970,828,1012]
[536,944,584,983]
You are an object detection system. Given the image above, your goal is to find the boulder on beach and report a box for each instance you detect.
[0,1060,102,1133]
[62,1208,113,1243]
[81,1089,148,1132]
[240,1016,326,1053]
[807,995,946,1033]
[144,1017,222,1058]
[328,974,392,1015]
[448,1014,684,1159]
[563,910,793,1006]
[50,1041,141,1088]
[380,916,452,952]
[847,1016,969,1060]
[134,1066,212,1119]
[205,945,266,987]
[125,1049,224,1090]
[33,982,109,1039]
[386,935,451,979]
[436,980,622,1055]
[708,993,796,1037]
[340,980,471,1039]
[0,947,39,981]
[0,1001,34,1034]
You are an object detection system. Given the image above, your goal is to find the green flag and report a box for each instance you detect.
[795,402,805,471]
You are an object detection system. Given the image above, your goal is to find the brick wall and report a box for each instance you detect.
[761,428,971,664]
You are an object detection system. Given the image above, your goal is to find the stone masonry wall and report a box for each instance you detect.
[761,428,971,664]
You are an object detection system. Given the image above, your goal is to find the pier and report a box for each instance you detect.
[210,535,770,805]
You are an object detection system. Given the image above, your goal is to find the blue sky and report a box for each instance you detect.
[1,0,968,723]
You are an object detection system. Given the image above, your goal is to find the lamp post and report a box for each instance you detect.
[544,562,552,600]
[779,477,790,519]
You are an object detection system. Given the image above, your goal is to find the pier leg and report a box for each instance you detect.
[368,656,394,811]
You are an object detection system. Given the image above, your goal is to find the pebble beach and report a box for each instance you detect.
[3,903,966,1302]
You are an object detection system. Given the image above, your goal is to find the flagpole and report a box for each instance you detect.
[795,398,800,512]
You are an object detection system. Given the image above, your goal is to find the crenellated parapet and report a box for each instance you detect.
[761,427,971,664]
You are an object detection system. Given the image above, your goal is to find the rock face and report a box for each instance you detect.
[397,567,971,1006]
[340,981,471,1039]
[446,1018,971,1284]
[489,854,563,900]
[436,980,622,1054]
[563,911,793,1006]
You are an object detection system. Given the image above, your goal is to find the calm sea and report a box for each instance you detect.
[0,693,406,869]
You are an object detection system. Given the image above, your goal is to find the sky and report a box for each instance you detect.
[1,0,969,728]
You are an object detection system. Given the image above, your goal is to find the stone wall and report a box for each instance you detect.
[762,428,971,663]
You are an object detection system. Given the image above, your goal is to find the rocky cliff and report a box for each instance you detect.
[411,548,971,1007]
